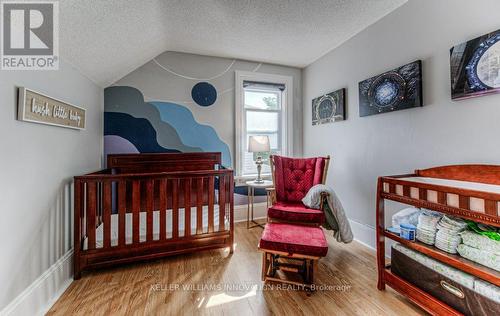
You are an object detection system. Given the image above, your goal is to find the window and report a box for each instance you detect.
[235,72,293,180]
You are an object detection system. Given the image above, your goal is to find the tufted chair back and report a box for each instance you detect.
[270,155,330,203]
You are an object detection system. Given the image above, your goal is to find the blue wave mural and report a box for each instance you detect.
[105,86,201,153]
[104,112,180,153]
[150,101,232,167]
[104,135,139,156]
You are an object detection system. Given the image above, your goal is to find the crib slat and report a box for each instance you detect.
[219,176,226,231]
[419,188,427,200]
[438,191,446,204]
[229,173,234,238]
[196,178,203,234]
[485,200,497,215]
[132,180,140,244]
[208,176,215,233]
[159,179,167,240]
[118,181,126,246]
[172,179,179,239]
[459,195,469,209]
[403,185,411,198]
[184,178,191,237]
[145,179,154,242]
[86,182,97,250]
[103,181,112,248]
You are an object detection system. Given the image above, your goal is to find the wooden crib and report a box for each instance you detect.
[73,152,234,279]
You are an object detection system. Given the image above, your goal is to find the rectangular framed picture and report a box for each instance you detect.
[358,60,422,117]
[450,29,500,100]
[17,87,86,130]
[312,88,346,125]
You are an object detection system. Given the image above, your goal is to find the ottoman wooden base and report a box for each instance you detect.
[261,249,319,290]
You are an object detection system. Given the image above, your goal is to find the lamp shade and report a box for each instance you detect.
[248,135,270,153]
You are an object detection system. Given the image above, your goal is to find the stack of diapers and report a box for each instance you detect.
[390,207,421,234]
[457,231,500,272]
[434,215,468,254]
[416,209,443,245]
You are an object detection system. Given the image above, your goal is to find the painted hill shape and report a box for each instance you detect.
[150,101,232,167]
[105,86,201,153]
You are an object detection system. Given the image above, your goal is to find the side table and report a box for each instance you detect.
[246,180,273,229]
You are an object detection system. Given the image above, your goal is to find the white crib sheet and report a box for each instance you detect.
[83,205,227,249]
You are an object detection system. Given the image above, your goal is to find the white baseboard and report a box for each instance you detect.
[1,250,73,316]
[348,219,392,258]
[349,219,376,250]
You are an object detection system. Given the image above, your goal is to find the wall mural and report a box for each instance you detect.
[149,100,231,167]
[191,82,218,106]
[450,29,500,100]
[104,85,231,165]
[359,60,422,117]
[104,52,289,205]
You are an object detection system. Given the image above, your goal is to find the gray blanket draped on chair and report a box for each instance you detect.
[302,184,353,243]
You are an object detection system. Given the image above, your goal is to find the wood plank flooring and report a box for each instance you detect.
[48,222,424,315]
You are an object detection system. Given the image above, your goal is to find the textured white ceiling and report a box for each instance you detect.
[60,0,407,87]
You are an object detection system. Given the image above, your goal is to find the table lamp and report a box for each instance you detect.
[248,135,270,183]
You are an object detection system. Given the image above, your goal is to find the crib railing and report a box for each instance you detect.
[74,169,234,253]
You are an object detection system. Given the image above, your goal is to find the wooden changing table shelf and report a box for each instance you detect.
[376,165,500,315]
[384,231,500,287]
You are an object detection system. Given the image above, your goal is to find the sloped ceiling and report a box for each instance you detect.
[60,0,407,87]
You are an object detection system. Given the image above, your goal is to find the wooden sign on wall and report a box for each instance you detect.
[17,87,86,130]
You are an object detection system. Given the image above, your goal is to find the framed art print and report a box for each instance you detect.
[450,29,500,100]
[358,60,422,117]
[312,88,346,125]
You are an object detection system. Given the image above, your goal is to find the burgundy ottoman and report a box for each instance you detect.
[258,223,328,289]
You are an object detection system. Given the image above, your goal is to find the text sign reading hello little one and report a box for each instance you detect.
[17,87,86,130]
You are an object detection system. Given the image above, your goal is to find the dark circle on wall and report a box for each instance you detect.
[368,72,405,109]
[191,82,217,106]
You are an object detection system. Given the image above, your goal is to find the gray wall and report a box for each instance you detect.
[0,60,103,310]
[303,0,500,245]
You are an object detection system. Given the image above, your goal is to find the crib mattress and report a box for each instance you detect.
[392,243,475,289]
[83,205,227,250]
[391,243,500,315]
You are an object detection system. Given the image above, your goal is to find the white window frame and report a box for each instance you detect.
[235,71,294,182]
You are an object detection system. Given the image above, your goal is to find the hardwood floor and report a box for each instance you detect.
[48,222,425,315]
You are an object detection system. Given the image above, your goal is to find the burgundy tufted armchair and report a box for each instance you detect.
[267,155,330,225]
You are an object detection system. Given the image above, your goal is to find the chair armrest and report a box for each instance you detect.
[266,187,277,206]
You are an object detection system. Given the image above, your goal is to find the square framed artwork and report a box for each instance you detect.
[450,29,500,100]
[312,88,346,125]
[358,60,422,117]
